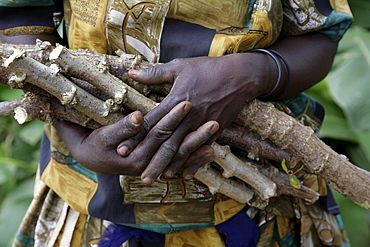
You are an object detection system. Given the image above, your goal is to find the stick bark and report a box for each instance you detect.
[1,42,369,208]
[236,100,370,209]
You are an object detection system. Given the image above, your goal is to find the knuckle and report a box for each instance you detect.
[142,118,152,133]
[145,65,158,77]
[161,142,178,156]
[176,145,192,159]
[119,117,134,131]
[95,131,112,147]
[170,58,181,64]
[126,161,146,175]
[170,58,184,65]
[149,126,173,141]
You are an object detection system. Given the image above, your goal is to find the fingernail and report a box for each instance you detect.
[202,154,214,164]
[131,111,141,125]
[129,69,139,76]
[117,146,129,156]
[210,123,219,133]
[183,102,192,112]
[164,170,173,178]
[142,177,153,185]
[184,174,193,180]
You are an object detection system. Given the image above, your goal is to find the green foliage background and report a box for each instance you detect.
[0,1,369,246]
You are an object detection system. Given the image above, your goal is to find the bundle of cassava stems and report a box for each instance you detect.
[1,40,369,209]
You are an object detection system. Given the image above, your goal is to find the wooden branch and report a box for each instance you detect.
[0,98,24,117]
[14,93,101,129]
[236,100,370,209]
[238,156,319,204]
[194,163,254,204]
[50,45,127,104]
[218,123,297,165]
[1,42,369,208]
[5,49,123,126]
[212,142,277,199]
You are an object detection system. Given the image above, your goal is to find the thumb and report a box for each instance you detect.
[128,63,176,84]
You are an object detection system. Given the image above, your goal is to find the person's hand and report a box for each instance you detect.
[53,101,219,177]
[120,53,273,183]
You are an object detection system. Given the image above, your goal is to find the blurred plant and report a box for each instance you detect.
[1,1,370,246]
[306,6,370,244]
[0,85,44,246]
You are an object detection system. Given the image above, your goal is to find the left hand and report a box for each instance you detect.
[119,53,272,183]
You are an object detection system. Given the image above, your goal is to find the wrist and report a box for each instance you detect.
[248,49,290,100]
[219,53,272,100]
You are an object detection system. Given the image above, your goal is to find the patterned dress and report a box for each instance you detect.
[0,0,353,246]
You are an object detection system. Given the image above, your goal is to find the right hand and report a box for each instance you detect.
[53,101,218,177]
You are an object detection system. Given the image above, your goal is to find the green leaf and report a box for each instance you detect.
[0,157,37,172]
[18,120,44,146]
[0,178,34,247]
[0,85,23,101]
[319,114,356,142]
[306,82,356,142]
[333,189,370,247]
[281,159,289,173]
[345,141,370,171]
[354,131,370,169]
[327,26,370,133]
[289,174,301,189]
[348,0,370,28]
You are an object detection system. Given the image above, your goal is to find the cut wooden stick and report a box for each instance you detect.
[218,123,298,165]
[1,43,369,208]
[238,157,319,204]
[5,49,123,126]
[0,98,24,117]
[14,93,101,129]
[50,45,158,114]
[212,142,277,199]
[194,163,254,205]
[1,46,282,204]
[50,45,127,104]
[236,100,370,209]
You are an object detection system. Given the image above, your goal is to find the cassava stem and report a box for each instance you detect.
[236,100,370,209]
[1,42,369,208]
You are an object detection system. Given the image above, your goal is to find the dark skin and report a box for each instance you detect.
[120,33,338,184]
[1,33,219,179]
[52,102,219,177]
[2,32,338,184]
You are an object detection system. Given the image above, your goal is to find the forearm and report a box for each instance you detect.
[269,32,338,99]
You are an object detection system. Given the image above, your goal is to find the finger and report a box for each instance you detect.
[96,111,144,147]
[119,101,192,168]
[117,97,184,156]
[182,146,215,179]
[128,60,180,84]
[161,121,219,177]
[175,121,219,162]
[139,123,195,184]
[140,121,219,184]
[52,118,92,146]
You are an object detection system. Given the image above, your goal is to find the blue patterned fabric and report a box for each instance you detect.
[216,209,260,247]
[98,224,163,247]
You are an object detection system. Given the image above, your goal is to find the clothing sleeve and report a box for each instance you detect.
[281,0,353,42]
[0,0,62,36]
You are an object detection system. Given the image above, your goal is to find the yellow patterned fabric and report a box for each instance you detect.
[62,0,352,61]
[41,125,98,215]
[41,159,97,215]
[165,226,225,247]
[0,26,54,36]
[11,0,353,246]
[64,0,109,53]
